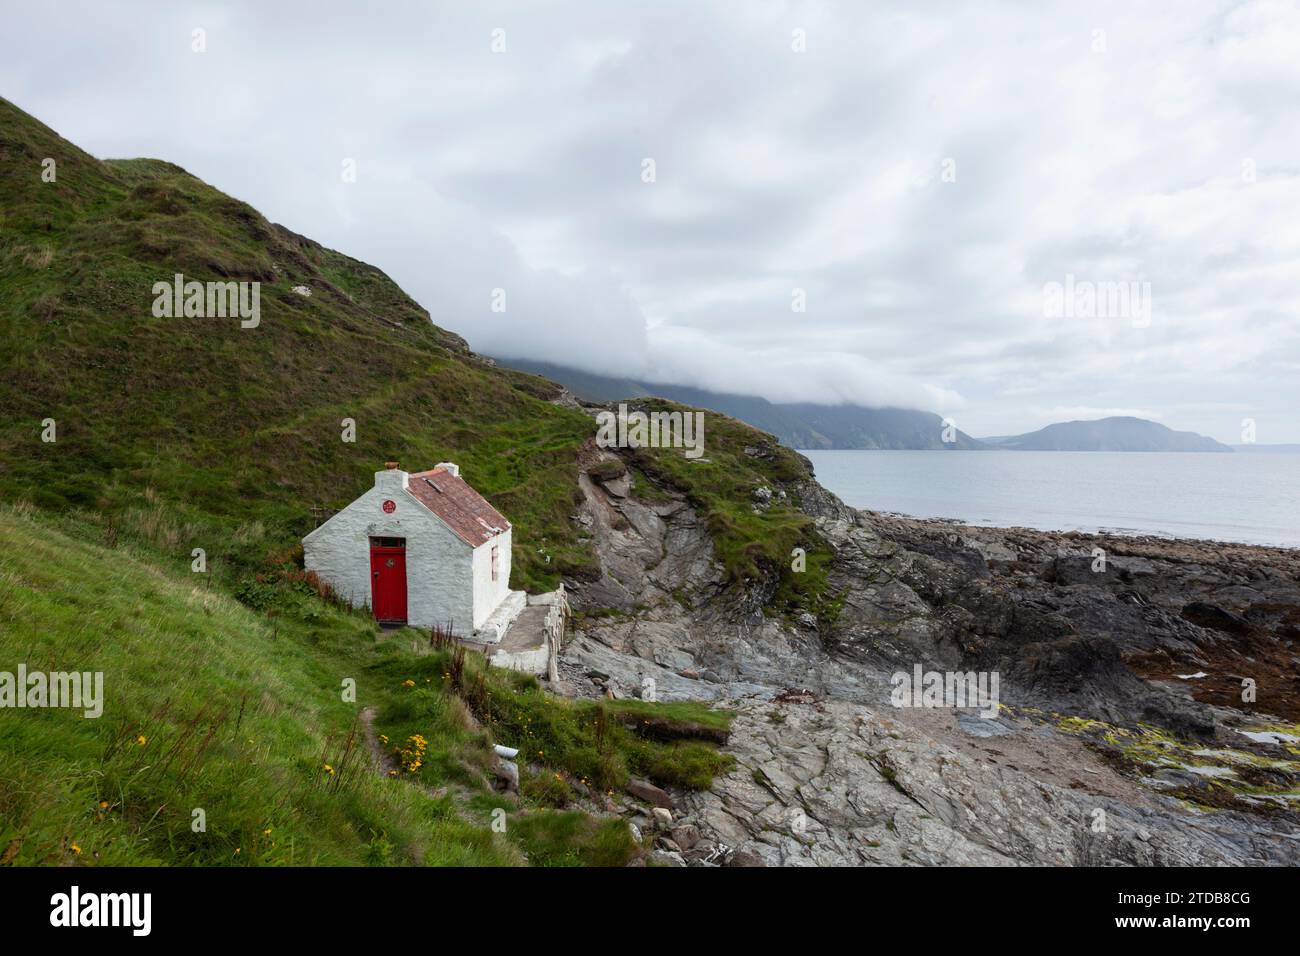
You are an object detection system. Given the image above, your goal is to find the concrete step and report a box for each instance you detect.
[471,589,526,644]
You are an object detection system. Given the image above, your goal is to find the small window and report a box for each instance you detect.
[371,537,405,549]
[490,545,499,582]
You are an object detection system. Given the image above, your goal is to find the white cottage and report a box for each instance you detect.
[303,462,520,637]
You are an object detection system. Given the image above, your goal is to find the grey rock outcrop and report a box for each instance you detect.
[557,448,1300,866]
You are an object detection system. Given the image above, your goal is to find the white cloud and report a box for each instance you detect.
[2,0,1298,440]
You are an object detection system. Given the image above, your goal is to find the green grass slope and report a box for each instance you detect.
[0,503,735,865]
[0,504,522,865]
[0,98,832,865]
[0,96,594,592]
[0,94,830,608]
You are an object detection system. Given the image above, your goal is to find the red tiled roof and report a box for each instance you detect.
[406,467,510,547]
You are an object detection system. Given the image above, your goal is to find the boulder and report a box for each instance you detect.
[1181,602,1253,636]
[670,825,701,850]
[494,759,519,793]
[627,777,675,809]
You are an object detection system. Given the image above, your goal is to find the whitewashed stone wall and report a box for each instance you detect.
[304,469,485,634]
[471,528,512,630]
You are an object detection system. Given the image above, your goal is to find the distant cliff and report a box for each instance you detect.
[981,417,1232,452]
[495,359,986,450]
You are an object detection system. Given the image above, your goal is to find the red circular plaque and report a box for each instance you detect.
[382,499,396,513]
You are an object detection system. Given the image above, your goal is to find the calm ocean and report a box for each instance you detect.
[802,450,1300,549]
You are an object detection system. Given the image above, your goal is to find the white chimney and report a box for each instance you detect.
[435,461,460,478]
[375,463,409,491]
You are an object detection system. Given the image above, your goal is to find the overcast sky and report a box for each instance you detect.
[4,1,1298,441]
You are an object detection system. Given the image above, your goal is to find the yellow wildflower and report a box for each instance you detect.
[135,735,147,745]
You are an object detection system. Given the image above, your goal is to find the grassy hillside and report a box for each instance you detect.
[1,97,837,615]
[0,96,596,592]
[0,503,736,865]
[0,99,830,865]
[0,503,519,865]
[0,96,828,602]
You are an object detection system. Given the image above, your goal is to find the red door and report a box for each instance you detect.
[370,543,407,623]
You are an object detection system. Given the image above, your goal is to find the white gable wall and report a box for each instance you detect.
[470,527,513,630]
[304,469,479,634]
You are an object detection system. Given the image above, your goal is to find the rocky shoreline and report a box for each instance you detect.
[552,445,1300,865]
